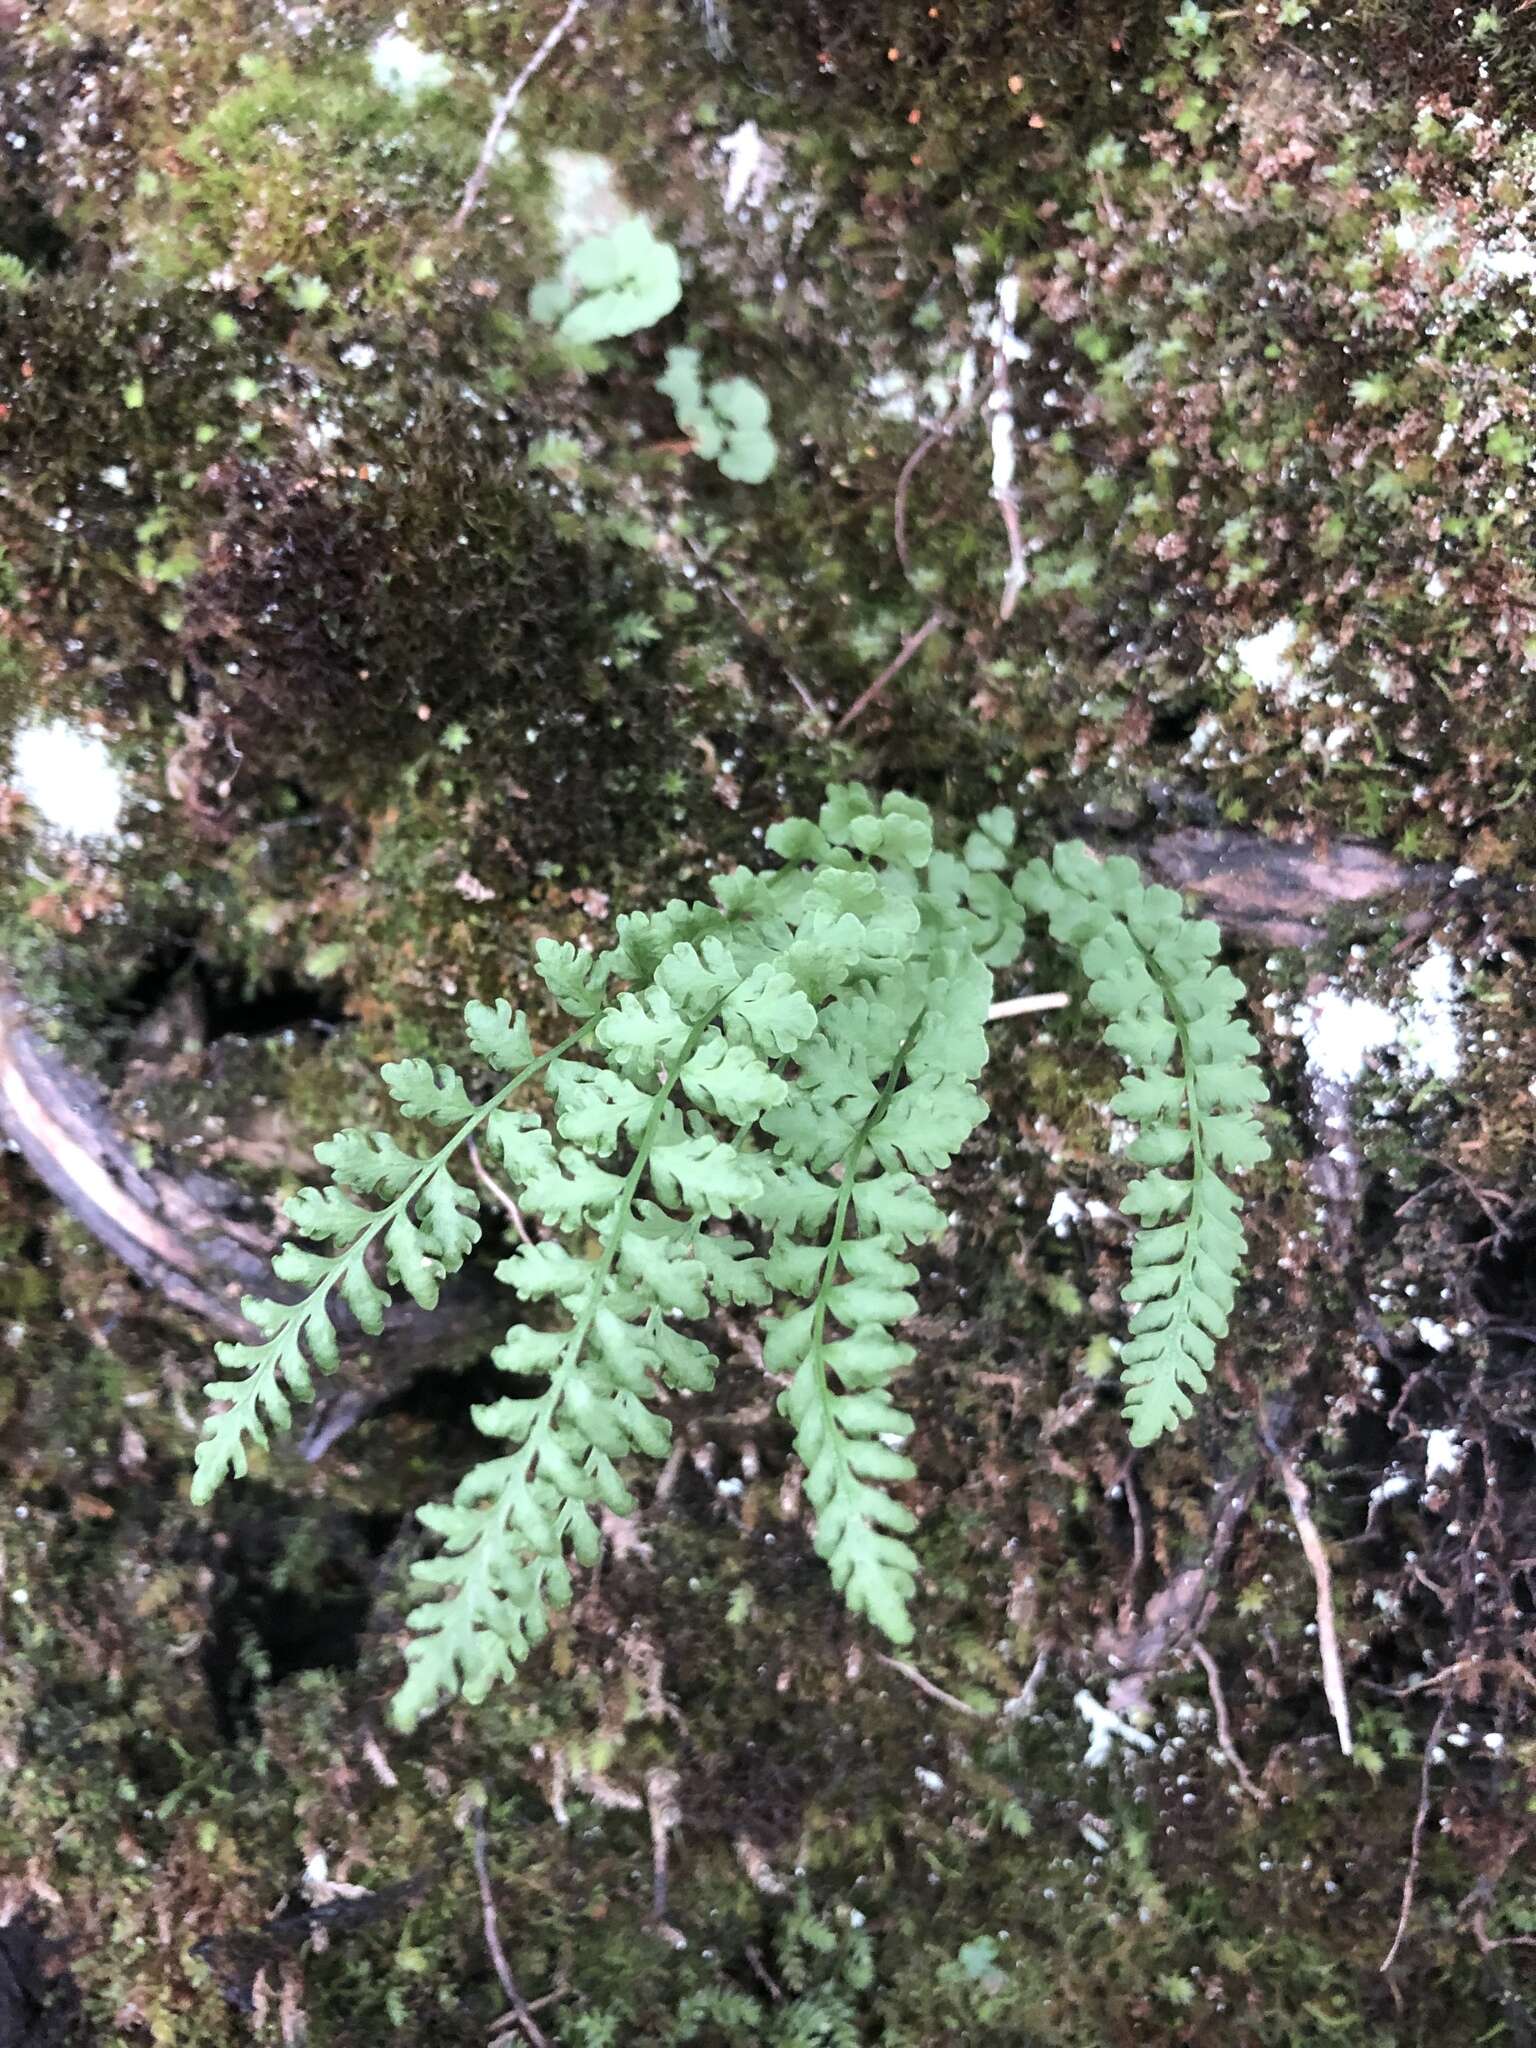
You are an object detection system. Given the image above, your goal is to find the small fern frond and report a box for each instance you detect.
[763,944,991,1647]
[394,994,768,1728]
[1016,842,1271,1444]
[189,1014,597,1504]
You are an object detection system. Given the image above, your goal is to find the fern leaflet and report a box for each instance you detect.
[1015,842,1270,1443]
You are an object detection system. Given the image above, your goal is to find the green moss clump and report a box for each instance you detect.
[121,49,538,299]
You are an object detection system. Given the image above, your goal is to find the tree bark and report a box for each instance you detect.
[0,980,505,1447]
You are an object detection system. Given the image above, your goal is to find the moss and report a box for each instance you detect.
[2,1,1536,2042]
[119,51,536,298]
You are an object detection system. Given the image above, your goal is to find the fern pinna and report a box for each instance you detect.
[190,787,1270,1727]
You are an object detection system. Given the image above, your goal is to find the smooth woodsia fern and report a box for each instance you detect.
[189,786,1271,1725]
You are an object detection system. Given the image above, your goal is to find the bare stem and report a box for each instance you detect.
[986,992,1069,1020]
[451,0,590,235]
[1272,1446,1353,1757]
[467,1134,534,1245]
[681,535,828,724]
[1190,1639,1262,1801]
[1380,1702,1451,1974]
[833,608,947,733]
[471,1808,551,2048]
[876,1651,991,1718]
[893,390,981,582]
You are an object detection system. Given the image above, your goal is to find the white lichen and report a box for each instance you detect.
[10,719,126,840]
[1424,1428,1463,1482]
[1293,944,1464,1090]
[369,30,452,100]
[718,121,782,217]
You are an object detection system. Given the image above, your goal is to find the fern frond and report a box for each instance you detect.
[763,945,992,1647]
[189,1014,597,1504]
[393,1003,756,1728]
[1015,843,1271,1445]
[190,780,1273,1724]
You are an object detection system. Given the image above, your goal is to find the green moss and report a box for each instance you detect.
[1,1,1535,2040]
[122,50,538,299]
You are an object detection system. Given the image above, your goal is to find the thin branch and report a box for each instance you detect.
[1380,1702,1451,1974]
[833,608,947,734]
[680,535,828,724]
[743,1943,784,2003]
[451,0,590,235]
[1004,1647,1050,1719]
[467,1134,534,1245]
[893,390,981,582]
[1271,1445,1353,1756]
[986,991,1069,1020]
[988,289,1027,622]
[470,1809,552,2048]
[1189,1639,1262,1801]
[1471,1908,1536,1955]
[876,1651,991,1718]
[1115,1453,1148,1631]
[646,1768,687,1948]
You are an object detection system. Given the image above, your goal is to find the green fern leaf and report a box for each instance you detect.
[191,1008,590,1504]
[1017,842,1271,1445]
[190,785,1273,1725]
[464,997,534,1073]
[381,1057,474,1126]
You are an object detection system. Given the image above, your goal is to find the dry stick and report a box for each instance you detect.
[987,297,1027,623]
[466,1134,534,1246]
[876,1651,990,1719]
[1190,1639,1262,1801]
[490,1991,564,2042]
[743,1944,785,2003]
[681,535,828,724]
[1380,1702,1452,1975]
[1117,1454,1148,1630]
[1272,1445,1354,1757]
[451,0,590,235]
[470,1809,552,2048]
[1471,1907,1536,1955]
[893,390,982,582]
[1004,1646,1050,1720]
[986,992,1069,1021]
[646,1768,685,1944]
[833,608,947,734]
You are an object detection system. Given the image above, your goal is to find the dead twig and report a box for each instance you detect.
[1380,1702,1451,1975]
[451,0,590,235]
[1097,1463,1261,1726]
[1189,1640,1262,1801]
[1117,1455,1148,1631]
[986,991,1069,1021]
[892,390,981,582]
[987,285,1026,621]
[467,1134,534,1246]
[470,1809,551,2048]
[1269,1443,1353,1757]
[646,1768,687,1948]
[833,608,947,734]
[743,1943,784,2002]
[876,1651,990,1719]
[1002,1647,1050,1719]
[1471,1907,1536,1955]
[1358,1654,1536,1701]
[681,536,828,725]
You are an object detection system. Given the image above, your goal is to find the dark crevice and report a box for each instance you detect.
[201,1494,400,1741]
[99,939,349,1073]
